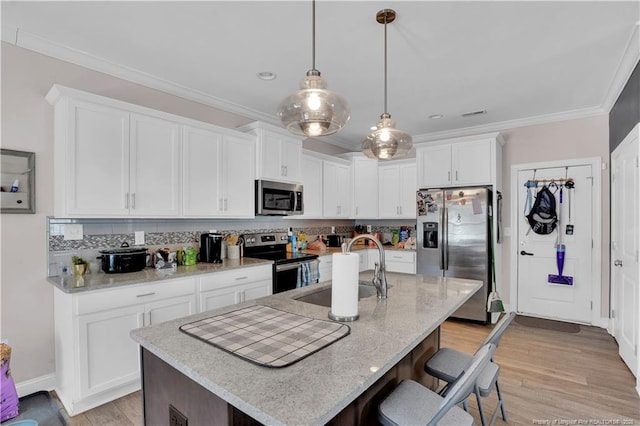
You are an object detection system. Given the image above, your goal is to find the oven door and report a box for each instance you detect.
[273,260,318,293]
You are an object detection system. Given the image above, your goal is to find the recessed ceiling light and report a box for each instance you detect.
[257,71,276,81]
[461,109,487,117]
[428,114,444,119]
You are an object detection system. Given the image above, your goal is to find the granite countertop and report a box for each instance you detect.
[47,257,273,294]
[130,271,481,426]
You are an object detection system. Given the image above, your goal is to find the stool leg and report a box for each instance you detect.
[495,380,507,421]
[475,386,488,426]
[462,398,469,412]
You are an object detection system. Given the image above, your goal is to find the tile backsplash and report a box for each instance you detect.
[47,217,416,276]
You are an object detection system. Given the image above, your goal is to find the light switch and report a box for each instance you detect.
[63,224,83,240]
[135,231,145,245]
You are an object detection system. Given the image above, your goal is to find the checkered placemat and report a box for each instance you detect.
[179,305,350,368]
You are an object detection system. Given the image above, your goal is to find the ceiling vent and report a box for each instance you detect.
[461,110,487,117]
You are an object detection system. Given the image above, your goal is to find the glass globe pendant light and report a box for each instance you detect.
[362,9,412,160]
[278,0,350,137]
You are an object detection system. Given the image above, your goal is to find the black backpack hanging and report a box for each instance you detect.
[526,185,558,234]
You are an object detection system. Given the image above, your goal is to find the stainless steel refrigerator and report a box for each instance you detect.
[416,186,491,323]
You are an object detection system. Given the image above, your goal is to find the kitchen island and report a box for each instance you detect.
[130,271,481,425]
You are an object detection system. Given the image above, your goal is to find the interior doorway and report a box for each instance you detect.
[510,158,602,325]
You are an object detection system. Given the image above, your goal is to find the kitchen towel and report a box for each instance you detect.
[296,260,319,288]
[179,305,350,368]
[330,252,359,319]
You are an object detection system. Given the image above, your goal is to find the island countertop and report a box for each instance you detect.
[130,271,481,426]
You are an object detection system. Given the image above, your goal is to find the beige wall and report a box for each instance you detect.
[499,115,610,317]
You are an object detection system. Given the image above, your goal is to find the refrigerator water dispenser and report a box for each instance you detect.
[423,222,438,248]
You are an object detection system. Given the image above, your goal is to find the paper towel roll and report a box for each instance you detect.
[330,252,359,319]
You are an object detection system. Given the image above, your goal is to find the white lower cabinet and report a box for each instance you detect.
[54,277,197,416]
[318,254,333,283]
[198,264,272,312]
[358,250,369,272]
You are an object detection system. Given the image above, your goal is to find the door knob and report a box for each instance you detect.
[520,250,534,256]
[614,260,623,267]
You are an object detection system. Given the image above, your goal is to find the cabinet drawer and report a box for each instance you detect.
[76,277,196,315]
[386,262,416,274]
[385,251,415,263]
[198,265,272,292]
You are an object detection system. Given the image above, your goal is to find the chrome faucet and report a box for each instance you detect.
[346,234,388,299]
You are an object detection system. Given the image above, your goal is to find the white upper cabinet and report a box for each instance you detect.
[323,159,352,218]
[239,122,303,184]
[46,85,256,218]
[129,113,181,216]
[416,135,502,188]
[378,161,416,219]
[350,155,379,219]
[299,154,323,218]
[182,125,254,218]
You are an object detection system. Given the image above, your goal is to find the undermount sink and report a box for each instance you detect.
[293,281,378,308]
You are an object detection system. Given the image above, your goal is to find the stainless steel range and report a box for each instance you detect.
[241,232,319,294]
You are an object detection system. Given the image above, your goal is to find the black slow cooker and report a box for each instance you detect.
[98,243,148,273]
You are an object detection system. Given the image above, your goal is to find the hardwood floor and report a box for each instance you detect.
[56,318,640,425]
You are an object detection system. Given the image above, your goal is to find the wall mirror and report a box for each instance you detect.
[1,149,35,214]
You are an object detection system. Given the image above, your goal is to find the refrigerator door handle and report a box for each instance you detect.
[443,206,449,271]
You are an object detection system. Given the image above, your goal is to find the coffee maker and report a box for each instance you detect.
[200,232,223,263]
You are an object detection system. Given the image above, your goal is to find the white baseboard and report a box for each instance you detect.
[15,373,56,398]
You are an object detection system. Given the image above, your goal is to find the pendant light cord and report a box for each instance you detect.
[383,13,388,115]
[312,0,316,71]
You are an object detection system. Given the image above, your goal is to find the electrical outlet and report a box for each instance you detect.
[135,231,145,245]
[331,226,335,234]
[367,225,372,233]
[169,404,188,426]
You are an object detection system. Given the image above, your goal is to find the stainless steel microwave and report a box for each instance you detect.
[255,180,304,216]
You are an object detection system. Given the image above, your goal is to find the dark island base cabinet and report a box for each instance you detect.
[141,328,439,425]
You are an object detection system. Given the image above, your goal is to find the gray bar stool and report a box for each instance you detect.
[424,311,516,426]
[379,343,496,426]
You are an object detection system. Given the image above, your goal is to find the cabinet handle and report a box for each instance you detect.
[131,193,136,209]
[136,292,156,298]
[355,206,359,215]
[235,276,248,280]
[146,311,151,326]
[399,206,403,215]
[284,165,288,176]
[125,193,129,209]
[455,170,458,181]
[139,312,145,327]
[224,198,228,211]
[219,198,223,211]
[281,165,285,176]
[448,171,451,182]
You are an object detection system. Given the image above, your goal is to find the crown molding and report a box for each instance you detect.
[4,27,280,125]
[412,106,606,143]
[602,22,640,112]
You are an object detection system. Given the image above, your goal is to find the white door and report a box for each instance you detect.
[611,127,639,377]
[300,155,323,218]
[417,145,451,187]
[517,165,593,323]
[398,164,417,218]
[379,165,400,218]
[353,158,378,218]
[453,139,492,185]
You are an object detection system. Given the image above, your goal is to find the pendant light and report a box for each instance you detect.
[278,0,350,137]
[362,9,412,160]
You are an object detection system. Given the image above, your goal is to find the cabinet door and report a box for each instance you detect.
[182,126,223,216]
[259,132,284,181]
[241,280,272,302]
[78,305,144,398]
[66,101,130,216]
[452,139,492,185]
[146,294,196,326]
[323,161,351,218]
[281,137,302,183]
[199,286,241,312]
[398,164,416,218]
[300,155,323,218]
[378,165,400,218]
[417,145,452,188]
[358,250,369,272]
[353,158,378,219]
[222,134,255,217]
[129,114,181,216]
